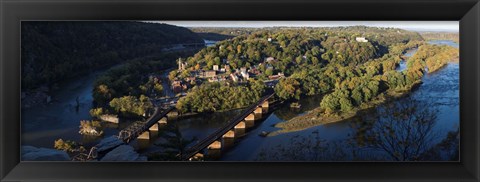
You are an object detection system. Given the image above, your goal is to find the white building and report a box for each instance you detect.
[213,65,219,71]
[230,73,239,82]
[355,37,368,43]
[241,71,250,80]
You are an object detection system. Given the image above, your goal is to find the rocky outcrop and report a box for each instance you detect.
[100,145,147,161]
[21,146,70,161]
[95,136,125,153]
[99,114,119,124]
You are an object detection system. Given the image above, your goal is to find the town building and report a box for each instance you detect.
[205,70,217,78]
[265,57,275,63]
[355,37,368,42]
[230,73,239,82]
[172,80,185,93]
[178,58,187,71]
[240,67,247,74]
[268,72,285,80]
[241,71,250,80]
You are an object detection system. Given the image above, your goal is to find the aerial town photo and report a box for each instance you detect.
[21,21,459,161]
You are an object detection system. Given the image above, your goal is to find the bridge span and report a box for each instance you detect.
[118,106,176,143]
[181,92,275,160]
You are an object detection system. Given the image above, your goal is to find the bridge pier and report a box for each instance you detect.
[245,113,256,121]
[138,131,150,140]
[208,140,222,150]
[167,110,179,118]
[149,123,159,132]
[207,140,222,159]
[222,130,235,139]
[261,101,269,108]
[245,119,255,128]
[189,153,204,161]
[234,121,246,137]
[254,106,263,114]
[158,117,168,126]
[222,130,235,148]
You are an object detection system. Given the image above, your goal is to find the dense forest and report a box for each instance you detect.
[420,32,459,43]
[190,27,257,37]
[21,21,203,90]
[174,26,428,113]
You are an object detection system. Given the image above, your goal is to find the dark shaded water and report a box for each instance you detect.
[22,40,459,161]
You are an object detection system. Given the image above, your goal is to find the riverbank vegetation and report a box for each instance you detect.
[176,80,266,113]
[109,95,153,117]
[54,139,86,153]
[407,44,459,73]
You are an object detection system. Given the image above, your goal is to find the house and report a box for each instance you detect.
[241,71,250,80]
[268,73,285,80]
[268,38,272,42]
[230,73,239,82]
[205,70,217,78]
[355,37,368,42]
[213,65,219,71]
[172,80,183,93]
[208,76,227,82]
[240,67,247,74]
[265,57,275,63]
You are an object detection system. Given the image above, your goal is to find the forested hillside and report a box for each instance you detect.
[173,26,426,113]
[21,21,203,89]
[420,32,459,43]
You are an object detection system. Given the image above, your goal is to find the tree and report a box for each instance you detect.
[168,71,177,81]
[339,97,353,112]
[275,78,302,100]
[353,97,439,161]
[265,68,274,76]
[109,95,153,117]
[320,94,340,114]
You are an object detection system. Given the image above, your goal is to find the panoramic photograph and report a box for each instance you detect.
[20,21,459,161]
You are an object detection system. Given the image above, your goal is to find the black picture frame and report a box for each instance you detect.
[1,0,479,181]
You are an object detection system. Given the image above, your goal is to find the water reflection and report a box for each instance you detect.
[256,96,459,161]
[351,97,439,161]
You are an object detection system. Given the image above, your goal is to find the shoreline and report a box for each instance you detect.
[268,80,422,136]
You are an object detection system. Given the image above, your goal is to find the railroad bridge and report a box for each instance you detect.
[117,106,177,143]
[181,92,275,161]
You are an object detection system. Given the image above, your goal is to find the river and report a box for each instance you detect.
[219,40,459,161]
[21,40,459,161]
[21,40,215,149]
